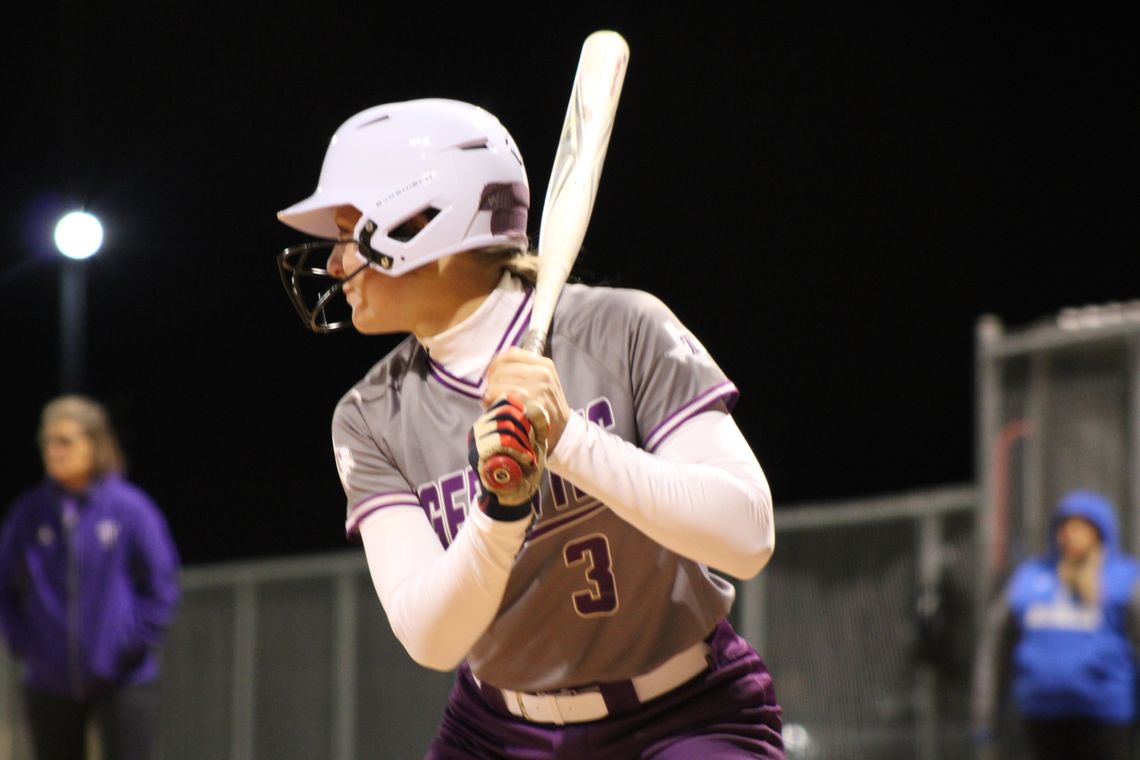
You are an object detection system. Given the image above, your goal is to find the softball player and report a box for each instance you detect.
[276,98,784,758]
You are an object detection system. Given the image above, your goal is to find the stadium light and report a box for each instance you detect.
[54,210,103,391]
[54,211,104,260]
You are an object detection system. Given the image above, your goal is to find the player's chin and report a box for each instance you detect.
[349,308,373,333]
[351,309,393,336]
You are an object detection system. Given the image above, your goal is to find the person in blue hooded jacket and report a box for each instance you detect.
[972,490,1140,760]
[0,395,181,760]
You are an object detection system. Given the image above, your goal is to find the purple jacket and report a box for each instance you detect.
[0,474,180,698]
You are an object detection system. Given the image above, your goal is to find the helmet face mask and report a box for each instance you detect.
[277,99,530,332]
[277,240,359,333]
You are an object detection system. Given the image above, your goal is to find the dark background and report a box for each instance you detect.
[1,5,1134,565]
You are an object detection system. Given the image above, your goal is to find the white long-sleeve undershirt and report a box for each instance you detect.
[359,408,774,671]
[549,408,774,579]
[360,506,527,670]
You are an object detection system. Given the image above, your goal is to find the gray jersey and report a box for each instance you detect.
[332,283,740,692]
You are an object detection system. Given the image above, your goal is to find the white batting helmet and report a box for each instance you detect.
[278,98,530,277]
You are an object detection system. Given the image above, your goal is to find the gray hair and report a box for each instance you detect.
[38,395,125,476]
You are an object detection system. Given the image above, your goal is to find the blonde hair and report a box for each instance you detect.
[1058,546,1104,605]
[475,244,540,284]
[38,395,125,477]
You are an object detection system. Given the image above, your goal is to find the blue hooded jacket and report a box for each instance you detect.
[1006,490,1140,723]
[0,474,181,699]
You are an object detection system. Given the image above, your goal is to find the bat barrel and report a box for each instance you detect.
[475,29,627,506]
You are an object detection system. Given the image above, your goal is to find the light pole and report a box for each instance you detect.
[53,211,103,392]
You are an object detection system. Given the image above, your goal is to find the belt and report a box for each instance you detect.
[475,639,712,725]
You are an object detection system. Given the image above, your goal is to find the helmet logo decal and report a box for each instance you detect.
[374,171,436,209]
[479,182,530,236]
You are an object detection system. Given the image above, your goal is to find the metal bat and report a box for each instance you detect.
[479,30,630,499]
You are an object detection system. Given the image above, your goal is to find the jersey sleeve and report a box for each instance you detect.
[626,292,738,452]
[332,390,421,537]
[545,288,772,579]
[548,408,774,579]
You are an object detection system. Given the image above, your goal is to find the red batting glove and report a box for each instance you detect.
[468,395,547,518]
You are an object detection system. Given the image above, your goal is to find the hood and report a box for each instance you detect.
[1051,490,1119,553]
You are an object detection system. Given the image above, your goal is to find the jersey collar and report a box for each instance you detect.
[419,272,532,396]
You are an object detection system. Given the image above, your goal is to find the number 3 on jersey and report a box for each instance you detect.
[563,533,619,617]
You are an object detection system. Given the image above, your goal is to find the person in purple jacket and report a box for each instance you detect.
[0,395,181,760]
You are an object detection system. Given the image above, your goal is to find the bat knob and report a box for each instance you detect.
[481,455,523,493]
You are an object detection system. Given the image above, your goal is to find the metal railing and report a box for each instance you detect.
[3,484,980,760]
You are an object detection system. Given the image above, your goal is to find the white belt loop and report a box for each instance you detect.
[485,638,711,725]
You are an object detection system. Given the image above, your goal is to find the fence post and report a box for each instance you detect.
[1129,334,1140,554]
[975,315,1003,622]
[231,581,257,760]
[332,572,357,760]
[915,513,943,760]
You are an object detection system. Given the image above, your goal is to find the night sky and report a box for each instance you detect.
[1,5,1134,565]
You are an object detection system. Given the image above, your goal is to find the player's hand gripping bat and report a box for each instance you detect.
[476,30,630,505]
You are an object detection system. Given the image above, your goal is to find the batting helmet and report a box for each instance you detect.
[278,98,530,277]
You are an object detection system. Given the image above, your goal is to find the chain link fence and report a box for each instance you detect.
[737,485,977,760]
[2,488,979,760]
[0,552,453,760]
[976,303,1140,600]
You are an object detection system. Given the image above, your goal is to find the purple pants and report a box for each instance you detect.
[426,619,785,759]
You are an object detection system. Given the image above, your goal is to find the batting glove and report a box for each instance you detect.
[468,395,548,520]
